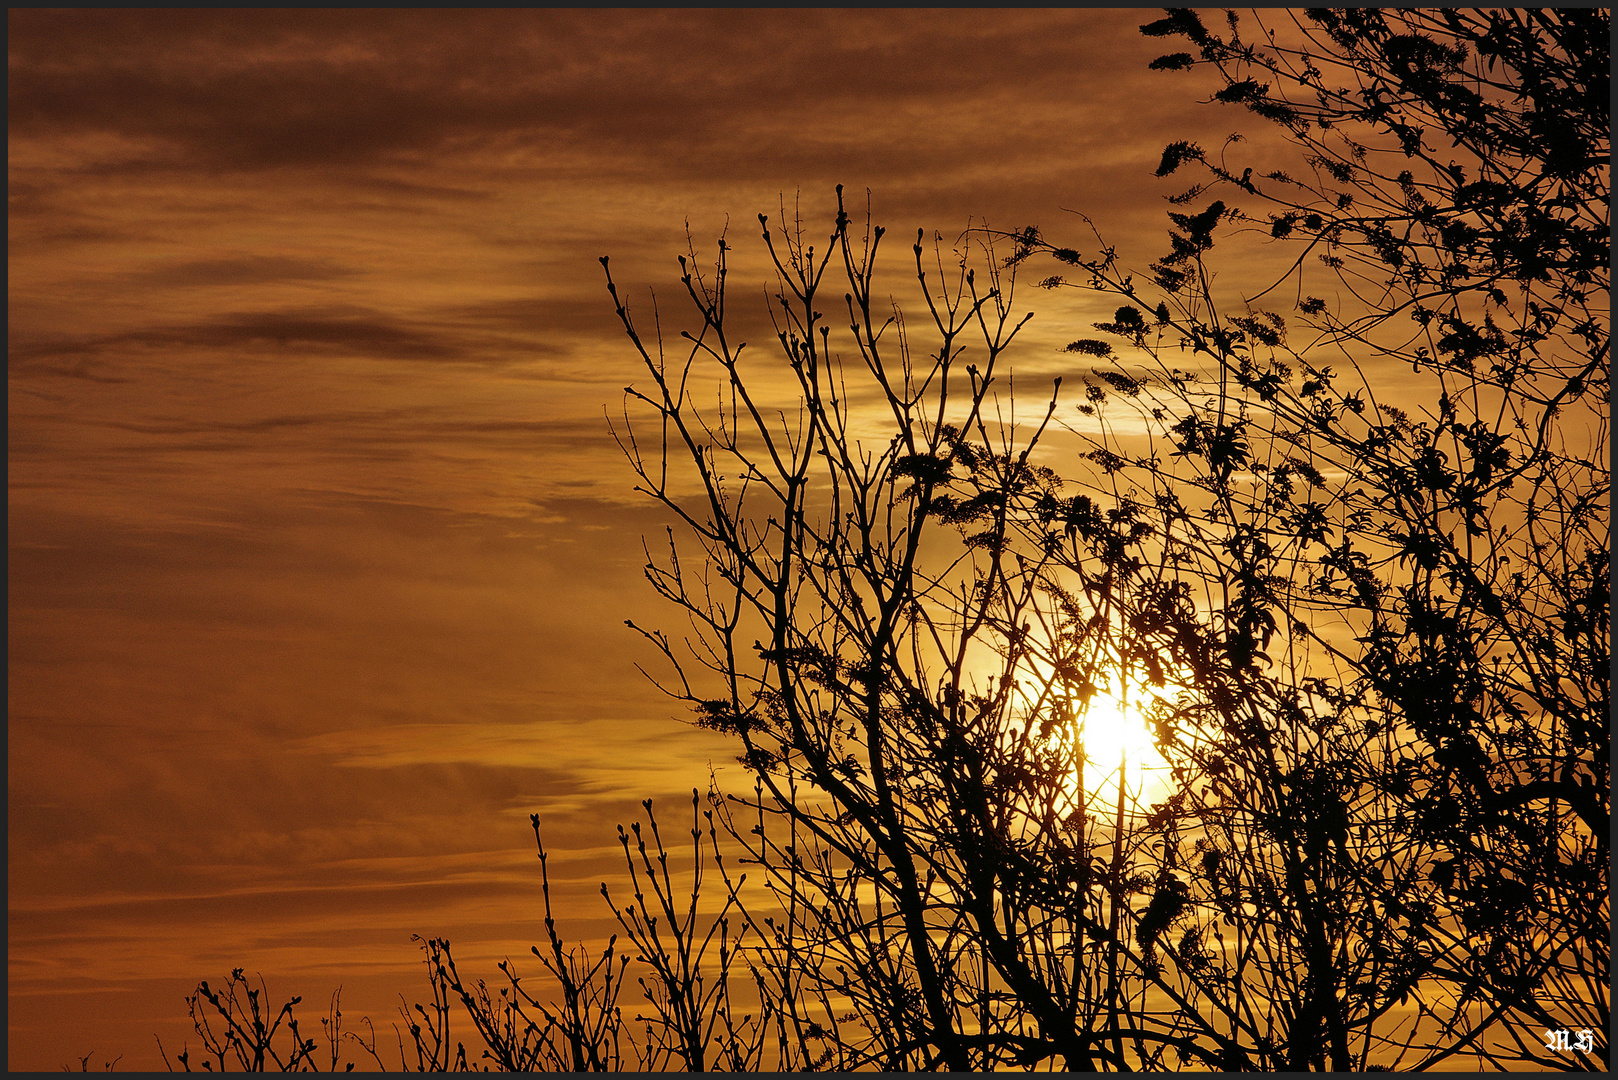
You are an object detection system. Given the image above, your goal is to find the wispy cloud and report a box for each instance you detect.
[133,254,360,287]
[10,10,1175,185]
[14,308,460,364]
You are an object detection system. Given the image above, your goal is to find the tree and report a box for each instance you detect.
[609,7,1607,1073]
[1001,7,1608,1069]
[605,192,1140,1070]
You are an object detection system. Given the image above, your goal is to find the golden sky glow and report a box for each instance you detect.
[10,10,1285,1069]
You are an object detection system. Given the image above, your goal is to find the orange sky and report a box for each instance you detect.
[9,9,1261,1069]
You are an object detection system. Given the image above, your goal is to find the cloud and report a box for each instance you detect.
[9,9,1178,188]
[9,308,602,397]
[134,254,360,287]
[299,716,738,793]
[14,307,458,362]
[444,295,621,339]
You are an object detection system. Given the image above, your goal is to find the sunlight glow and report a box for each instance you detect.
[1071,688,1175,809]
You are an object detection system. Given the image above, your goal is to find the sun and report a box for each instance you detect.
[1070,687,1175,808]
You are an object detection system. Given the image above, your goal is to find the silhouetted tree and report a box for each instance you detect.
[610,7,1606,1074]
[1003,7,1607,1070]
[606,191,1181,1069]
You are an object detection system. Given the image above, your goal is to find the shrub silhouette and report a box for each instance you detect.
[999,9,1607,1069]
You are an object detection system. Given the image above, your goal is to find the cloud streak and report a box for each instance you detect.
[11,10,1175,180]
